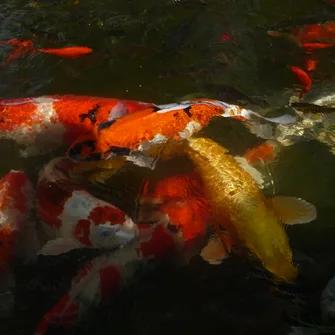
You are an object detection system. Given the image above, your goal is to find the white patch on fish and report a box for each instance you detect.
[178,121,202,139]
[138,133,168,151]
[108,101,129,121]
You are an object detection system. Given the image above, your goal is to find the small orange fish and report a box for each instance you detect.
[0,38,93,67]
[36,46,93,58]
[290,65,312,98]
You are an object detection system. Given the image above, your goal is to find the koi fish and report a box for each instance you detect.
[266,16,335,47]
[290,66,312,99]
[36,46,93,58]
[67,99,296,168]
[33,139,310,334]
[0,95,154,156]
[36,157,139,256]
[34,170,214,335]
[0,38,93,67]
[0,170,39,314]
[182,137,317,283]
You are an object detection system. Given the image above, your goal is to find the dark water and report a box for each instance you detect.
[1,0,335,334]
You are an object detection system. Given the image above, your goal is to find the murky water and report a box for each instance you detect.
[1,0,335,334]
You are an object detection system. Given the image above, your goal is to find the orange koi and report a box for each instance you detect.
[36,46,93,58]
[0,38,93,67]
[67,99,296,165]
[290,65,312,98]
[0,95,154,156]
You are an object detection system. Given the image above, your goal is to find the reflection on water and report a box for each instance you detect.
[1,0,335,334]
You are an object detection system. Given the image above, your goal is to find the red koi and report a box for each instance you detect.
[290,65,312,99]
[36,157,139,255]
[0,95,154,156]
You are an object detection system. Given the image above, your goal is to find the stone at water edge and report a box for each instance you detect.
[320,275,335,324]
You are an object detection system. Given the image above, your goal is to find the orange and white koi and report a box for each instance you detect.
[0,95,154,156]
[34,170,214,335]
[36,157,139,255]
[67,99,296,166]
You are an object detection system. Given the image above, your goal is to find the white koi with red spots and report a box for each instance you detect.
[36,157,139,255]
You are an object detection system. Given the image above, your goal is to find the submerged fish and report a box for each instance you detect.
[36,157,138,256]
[183,137,317,283]
[0,170,39,315]
[0,95,154,156]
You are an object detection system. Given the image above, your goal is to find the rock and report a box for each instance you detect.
[320,275,335,324]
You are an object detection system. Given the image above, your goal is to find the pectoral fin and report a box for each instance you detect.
[38,238,84,256]
[200,233,231,265]
[267,196,317,225]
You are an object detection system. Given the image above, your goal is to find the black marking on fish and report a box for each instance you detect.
[98,119,117,132]
[183,106,192,117]
[68,140,100,161]
[79,104,101,124]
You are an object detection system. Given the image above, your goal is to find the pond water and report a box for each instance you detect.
[1,0,335,335]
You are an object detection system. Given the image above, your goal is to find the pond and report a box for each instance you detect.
[1,0,335,335]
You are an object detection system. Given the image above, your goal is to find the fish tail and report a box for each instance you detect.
[242,109,297,125]
[34,249,141,335]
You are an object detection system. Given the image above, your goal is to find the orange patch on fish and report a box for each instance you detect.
[68,101,237,160]
[243,141,277,165]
